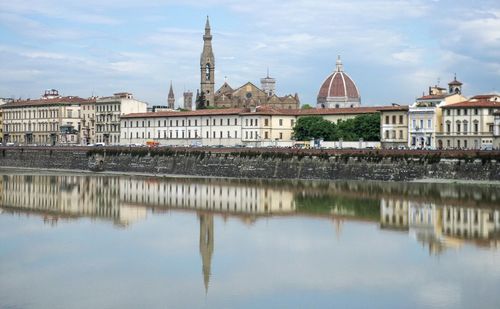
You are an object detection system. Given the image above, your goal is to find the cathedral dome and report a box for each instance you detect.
[317,56,361,108]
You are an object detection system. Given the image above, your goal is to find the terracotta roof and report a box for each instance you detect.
[317,71,360,101]
[442,99,500,109]
[123,106,390,119]
[376,105,409,112]
[122,108,246,118]
[1,97,95,109]
[470,94,499,100]
[416,94,450,100]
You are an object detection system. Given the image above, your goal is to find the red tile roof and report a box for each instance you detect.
[416,94,450,100]
[123,106,393,119]
[442,99,500,109]
[122,108,245,118]
[470,94,499,100]
[1,97,94,109]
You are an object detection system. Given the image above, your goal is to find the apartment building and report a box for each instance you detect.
[379,105,409,149]
[95,92,147,145]
[408,82,466,149]
[80,100,96,145]
[436,95,500,149]
[1,90,92,145]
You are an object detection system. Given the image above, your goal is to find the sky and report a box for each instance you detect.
[0,0,499,107]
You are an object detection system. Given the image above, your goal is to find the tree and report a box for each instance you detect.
[293,113,381,142]
[335,113,381,141]
[196,91,206,109]
[293,116,336,141]
[301,104,313,109]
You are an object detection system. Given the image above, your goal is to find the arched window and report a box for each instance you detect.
[205,64,210,80]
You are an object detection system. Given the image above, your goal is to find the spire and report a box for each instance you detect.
[204,16,211,37]
[336,55,343,72]
[168,81,174,98]
[267,67,270,78]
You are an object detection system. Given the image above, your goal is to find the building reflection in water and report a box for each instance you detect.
[1,173,499,292]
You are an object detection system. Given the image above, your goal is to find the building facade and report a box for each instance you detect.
[95,92,147,145]
[0,98,13,143]
[80,100,96,145]
[120,106,390,147]
[408,80,466,149]
[495,111,500,149]
[379,105,409,149]
[436,95,500,149]
[1,90,90,145]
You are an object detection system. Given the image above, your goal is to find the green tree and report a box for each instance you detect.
[293,116,336,141]
[301,104,313,109]
[293,113,381,142]
[196,91,206,109]
[335,113,381,141]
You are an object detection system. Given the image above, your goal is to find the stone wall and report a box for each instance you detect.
[0,148,499,182]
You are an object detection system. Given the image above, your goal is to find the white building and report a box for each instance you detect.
[95,92,147,145]
[408,81,466,149]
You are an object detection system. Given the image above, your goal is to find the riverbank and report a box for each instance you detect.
[0,146,499,182]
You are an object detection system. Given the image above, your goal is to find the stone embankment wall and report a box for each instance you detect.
[0,147,499,181]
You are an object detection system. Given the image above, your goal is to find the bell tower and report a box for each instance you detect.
[200,16,215,107]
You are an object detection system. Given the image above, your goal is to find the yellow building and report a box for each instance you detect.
[379,105,409,149]
[436,94,500,149]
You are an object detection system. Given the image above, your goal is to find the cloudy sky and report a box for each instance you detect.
[1,0,499,107]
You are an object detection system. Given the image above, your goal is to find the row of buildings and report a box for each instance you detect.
[379,81,500,150]
[1,85,500,149]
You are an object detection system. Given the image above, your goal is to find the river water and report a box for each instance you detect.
[0,170,499,308]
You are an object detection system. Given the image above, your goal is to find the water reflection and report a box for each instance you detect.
[1,172,499,293]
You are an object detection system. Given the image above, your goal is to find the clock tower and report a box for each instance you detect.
[200,16,215,107]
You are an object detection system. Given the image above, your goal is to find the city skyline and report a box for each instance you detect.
[1,0,500,106]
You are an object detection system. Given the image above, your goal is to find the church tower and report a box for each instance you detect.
[200,16,215,107]
[167,81,175,109]
[183,90,193,110]
[199,213,214,294]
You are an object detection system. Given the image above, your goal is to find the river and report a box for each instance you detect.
[0,170,499,308]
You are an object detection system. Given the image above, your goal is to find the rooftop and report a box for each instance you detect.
[122,106,393,119]
[442,99,500,109]
[1,97,95,109]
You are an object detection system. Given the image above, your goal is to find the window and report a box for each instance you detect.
[464,109,468,116]
[463,122,468,134]
[399,115,403,124]
[457,123,461,133]
[399,130,403,139]
[420,120,423,129]
[291,119,295,127]
[427,119,432,129]
[474,109,479,115]
[385,116,389,124]
[412,119,416,129]
[474,122,478,133]
[279,119,283,126]
[446,123,451,133]
[265,119,269,126]
[392,115,396,124]
[279,132,283,139]
[457,109,461,116]
[446,110,450,116]
[227,119,230,126]
[265,131,268,139]
[385,131,389,139]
